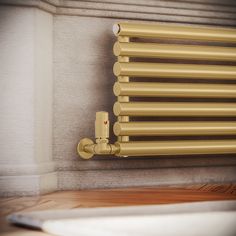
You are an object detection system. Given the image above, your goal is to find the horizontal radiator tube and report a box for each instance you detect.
[114,121,236,136]
[113,62,236,80]
[113,22,236,43]
[113,42,236,61]
[115,140,236,156]
[113,102,236,117]
[113,82,236,98]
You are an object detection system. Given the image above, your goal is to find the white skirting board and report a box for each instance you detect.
[0,172,58,197]
[1,165,236,196]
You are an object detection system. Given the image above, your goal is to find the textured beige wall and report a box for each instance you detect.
[53,16,117,166]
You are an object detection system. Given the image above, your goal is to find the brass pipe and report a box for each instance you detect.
[84,142,118,155]
[115,139,236,156]
[113,82,236,98]
[113,62,236,80]
[113,102,236,117]
[113,42,236,61]
[114,121,236,136]
[113,22,236,42]
[78,138,119,159]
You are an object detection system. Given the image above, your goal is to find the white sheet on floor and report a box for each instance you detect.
[8,200,236,236]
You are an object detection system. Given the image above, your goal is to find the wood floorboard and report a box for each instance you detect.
[1,184,236,236]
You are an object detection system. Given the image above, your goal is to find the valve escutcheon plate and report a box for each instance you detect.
[77,138,94,159]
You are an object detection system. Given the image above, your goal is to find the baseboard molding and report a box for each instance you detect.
[0,172,58,197]
[1,165,236,195]
[2,163,236,195]
[0,162,55,176]
[58,165,236,190]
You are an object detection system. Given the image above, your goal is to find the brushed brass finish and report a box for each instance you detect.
[114,102,236,117]
[115,140,236,156]
[113,121,236,136]
[117,36,130,143]
[84,142,118,156]
[113,22,236,42]
[77,112,119,159]
[113,82,236,98]
[78,22,236,160]
[113,42,236,61]
[77,138,94,159]
[95,111,109,139]
[113,62,236,80]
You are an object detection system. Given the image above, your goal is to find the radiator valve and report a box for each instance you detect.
[77,111,118,159]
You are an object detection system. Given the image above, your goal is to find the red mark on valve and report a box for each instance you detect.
[104,121,108,125]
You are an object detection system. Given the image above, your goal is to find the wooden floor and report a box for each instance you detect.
[1,184,236,236]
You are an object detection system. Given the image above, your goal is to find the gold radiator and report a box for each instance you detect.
[77,22,236,159]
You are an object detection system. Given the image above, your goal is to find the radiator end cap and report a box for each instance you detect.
[113,62,121,76]
[113,102,121,116]
[113,24,120,36]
